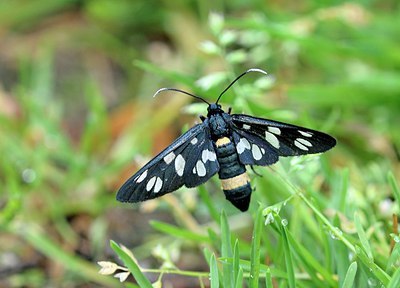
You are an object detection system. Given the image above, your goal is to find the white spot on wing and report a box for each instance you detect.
[136,170,148,183]
[261,147,265,154]
[268,127,281,135]
[154,177,163,193]
[196,160,206,177]
[252,144,262,160]
[202,149,216,163]
[146,176,156,191]
[299,131,313,137]
[296,138,312,147]
[163,152,175,164]
[209,151,216,161]
[243,124,251,130]
[190,137,198,145]
[175,154,185,176]
[265,131,280,149]
[237,138,251,154]
[294,139,309,151]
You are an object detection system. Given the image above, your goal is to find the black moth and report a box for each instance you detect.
[117,69,336,211]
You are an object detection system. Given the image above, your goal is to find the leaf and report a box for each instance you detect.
[210,253,220,288]
[388,171,400,209]
[333,215,350,287]
[120,244,136,262]
[354,245,390,286]
[110,240,153,288]
[233,239,240,287]
[265,267,273,288]
[220,211,233,288]
[354,212,373,260]
[249,206,263,287]
[342,262,357,288]
[280,220,295,288]
[234,267,243,288]
[388,265,400,288]
[387,242,400,272]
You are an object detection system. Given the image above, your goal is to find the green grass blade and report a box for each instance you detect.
[203,247,213,266]
[387,242,400,272]
[342,262,357,288]
[220,211,234,288]
[210,253,220,288]
[388,171,400,208]
[354,212,373,260]
[298,193,388,285]
[249,206,263,288]
[234,267,243,288]
[110,240,153,288]
[150,220,210,243]
[355,245,390,286]
[285,230,335,286]
[333,215,350,287]
[265,267,273,288]
[220,258,287,279]
[388,265,400,288]
[280,221,295,288]
[233,239,240,287]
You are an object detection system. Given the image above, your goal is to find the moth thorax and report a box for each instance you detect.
[209,114,230,139]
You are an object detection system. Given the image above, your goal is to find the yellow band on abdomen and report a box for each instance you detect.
[216,137,231,147]
[221,173,250,191]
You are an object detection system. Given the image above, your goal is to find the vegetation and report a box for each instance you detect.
[0,1,399,287]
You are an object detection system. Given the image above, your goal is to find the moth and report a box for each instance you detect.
[117,69,336,211]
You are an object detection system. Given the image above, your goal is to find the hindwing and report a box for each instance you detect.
[232,128,279,166]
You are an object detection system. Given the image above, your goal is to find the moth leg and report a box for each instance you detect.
[200,115,206,121]
[250,165,263,177]
[228,107,232,114]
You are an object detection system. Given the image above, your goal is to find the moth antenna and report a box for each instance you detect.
[153,88,210,105]
[216,68,268,104]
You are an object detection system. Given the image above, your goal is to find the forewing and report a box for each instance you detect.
[232,114,336,159]
[117,122,219,203]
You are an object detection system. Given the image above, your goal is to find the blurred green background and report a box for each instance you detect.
[0,0,399,287]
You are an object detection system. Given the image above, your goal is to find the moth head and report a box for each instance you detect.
[207,103,223,116]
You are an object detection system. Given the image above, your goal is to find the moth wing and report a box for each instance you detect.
[232,114,336,161]
[232,128,279,166]
[117,122,219,203]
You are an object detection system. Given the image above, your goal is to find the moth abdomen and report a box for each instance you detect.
[221,180,252,212]
[215,137,252,211]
